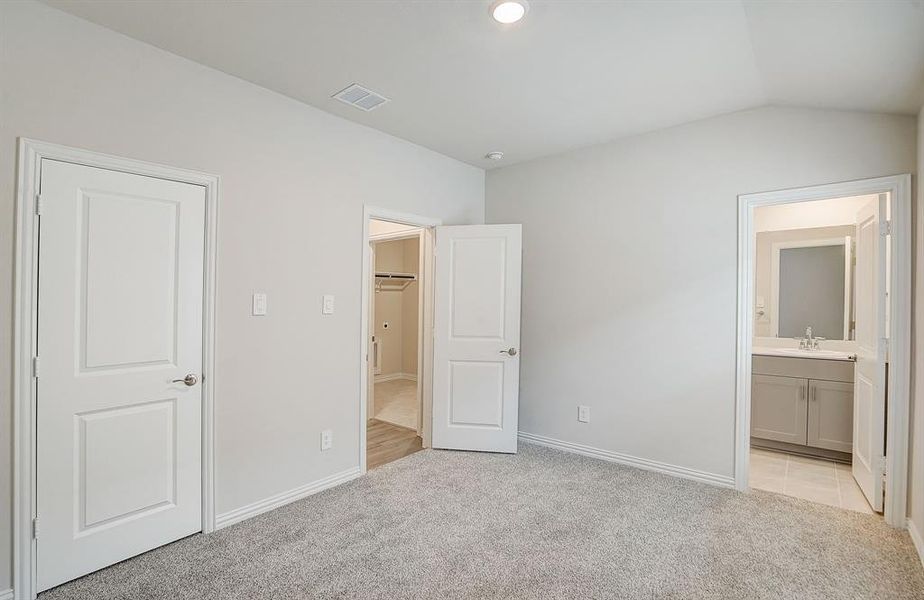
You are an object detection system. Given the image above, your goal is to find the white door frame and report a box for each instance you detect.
[360,206,440,472]
[735,174,911,528]
[12,139,220,599]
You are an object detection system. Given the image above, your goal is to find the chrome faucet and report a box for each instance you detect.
[796,326,825,350]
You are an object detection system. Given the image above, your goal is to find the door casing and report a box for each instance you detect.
[735,174,912,528]
[12,138,220,599]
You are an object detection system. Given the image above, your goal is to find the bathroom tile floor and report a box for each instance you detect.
[749,448,875,514]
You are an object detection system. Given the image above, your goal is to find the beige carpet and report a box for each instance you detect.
[41,444,924,599]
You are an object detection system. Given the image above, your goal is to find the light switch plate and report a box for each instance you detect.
[252,293,267,316]
[578,405,590,423]
[320,429,333,451]
[322,294,335,315]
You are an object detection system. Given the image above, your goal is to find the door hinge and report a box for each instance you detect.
[32,517,39,540]
[32,356,40,379]
[34,194,43,216]
[880,220,892,236]
[879,456,888,478]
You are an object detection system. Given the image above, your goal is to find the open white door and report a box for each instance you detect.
[852,194,887,512]
[432,225,521,453]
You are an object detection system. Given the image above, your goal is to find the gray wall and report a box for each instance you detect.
[486,105,916,481]
[0,1,484,590]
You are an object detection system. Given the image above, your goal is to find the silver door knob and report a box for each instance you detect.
[500,348,517,356]
[173,374,199,386]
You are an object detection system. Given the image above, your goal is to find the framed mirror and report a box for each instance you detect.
[770,237,852,340]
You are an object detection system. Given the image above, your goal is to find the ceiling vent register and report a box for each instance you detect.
[332,83,390,112]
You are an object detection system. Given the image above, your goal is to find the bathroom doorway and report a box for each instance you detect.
[735,176,912,527]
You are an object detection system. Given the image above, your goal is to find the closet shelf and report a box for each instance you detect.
[375,271,417,292]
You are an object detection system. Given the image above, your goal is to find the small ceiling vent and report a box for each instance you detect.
[332,83,390,112]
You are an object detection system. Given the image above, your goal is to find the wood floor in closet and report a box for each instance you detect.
[366,419,423,470]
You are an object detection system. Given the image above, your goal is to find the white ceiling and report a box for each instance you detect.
[42,0,924,169]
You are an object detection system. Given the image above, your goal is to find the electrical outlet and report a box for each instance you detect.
[578,405,590,423]
[320,429,333,451]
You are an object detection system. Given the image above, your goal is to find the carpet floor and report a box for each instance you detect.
[41,444,924,599]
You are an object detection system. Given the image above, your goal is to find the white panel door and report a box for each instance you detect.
[852,194,887,512]
[37,159,206,591]
[432,225,521,453]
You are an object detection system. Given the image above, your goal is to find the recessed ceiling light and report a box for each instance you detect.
[491,0,528,24]
[485,151,505,161]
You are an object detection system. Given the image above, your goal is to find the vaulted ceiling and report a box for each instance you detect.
[43,0,924,168]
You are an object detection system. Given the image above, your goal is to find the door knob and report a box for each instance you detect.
[500,348,517,356]
[172,374,199,386]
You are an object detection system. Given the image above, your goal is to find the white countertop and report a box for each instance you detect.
[752,346,856,362]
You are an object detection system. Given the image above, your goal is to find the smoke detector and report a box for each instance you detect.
[485,151,505,161]
[332,83,390,112]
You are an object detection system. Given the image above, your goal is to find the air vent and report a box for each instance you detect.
[332,83,390,112]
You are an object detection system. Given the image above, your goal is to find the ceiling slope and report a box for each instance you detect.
[40,0,924,168]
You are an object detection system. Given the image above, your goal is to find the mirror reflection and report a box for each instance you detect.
[755,228,853,342]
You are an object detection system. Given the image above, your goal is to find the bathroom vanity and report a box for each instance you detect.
[751,349,855,462]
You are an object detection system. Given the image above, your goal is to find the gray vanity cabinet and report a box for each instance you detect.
[751,355,854,458]
[807,380,853,453]
[751,374,808,444]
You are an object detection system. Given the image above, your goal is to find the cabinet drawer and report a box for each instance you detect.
[752,355,854,382]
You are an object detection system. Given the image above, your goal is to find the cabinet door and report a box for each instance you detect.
[751,374,807,444]
[807,379,853,453]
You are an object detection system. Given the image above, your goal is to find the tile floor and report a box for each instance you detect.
[750,448,875,514]
[373,377,418,429]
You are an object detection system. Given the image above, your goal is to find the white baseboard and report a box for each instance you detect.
[908,518,924,569]
[374,372,416,383]
[215,467,361,529]
[518,432,736,489]
[0,588,13,600]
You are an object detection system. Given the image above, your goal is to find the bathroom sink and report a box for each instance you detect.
[751,346,856,361]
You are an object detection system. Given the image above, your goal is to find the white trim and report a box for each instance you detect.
[12,138,220,599]
[908,519,924,569]
[418,227,436,444]
[215,467,361,530]
[370,229,422,242]
[736,174,912,529]
[769,237,850,339]
[519,432,735,489]
[373,372,418,383]
[0,589,13,600]
[843,235,853,340]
